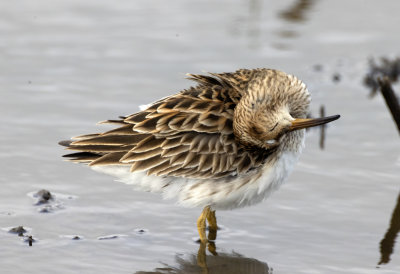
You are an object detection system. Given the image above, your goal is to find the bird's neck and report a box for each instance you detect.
[277,129,306,155]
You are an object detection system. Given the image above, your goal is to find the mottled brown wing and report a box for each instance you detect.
[63,73,270,179]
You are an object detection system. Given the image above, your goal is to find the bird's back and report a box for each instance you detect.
[61,69,274,181]
[60,68,313,209]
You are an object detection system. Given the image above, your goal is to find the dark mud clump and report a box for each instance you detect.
[29,189,67,213]
[8,226,27,236]
[33,189,53,205]
[364,57,400,96]
[134,228,148,235]
[332,73,341,83]
[8,226,35,246]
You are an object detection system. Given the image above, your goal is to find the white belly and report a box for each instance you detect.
[91,148,301,210]
[180,149,301,210]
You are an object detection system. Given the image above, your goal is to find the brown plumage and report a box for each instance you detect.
[60,68,340,242]
[62,68,289,179]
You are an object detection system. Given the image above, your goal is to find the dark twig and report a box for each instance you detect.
[319,105,325,150]
[377,77,400,135]
[28,236,33,246]
[378,193,400,265]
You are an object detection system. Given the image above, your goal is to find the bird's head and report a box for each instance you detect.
[233,69,340,150]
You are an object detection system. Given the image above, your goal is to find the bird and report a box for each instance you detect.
[59,68,340,243]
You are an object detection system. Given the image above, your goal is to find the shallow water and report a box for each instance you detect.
[1,0,400,273]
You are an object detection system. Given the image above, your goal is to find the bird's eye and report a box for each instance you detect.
[251,125,263,135]
[251,103,255,109]
[269,122,278,132]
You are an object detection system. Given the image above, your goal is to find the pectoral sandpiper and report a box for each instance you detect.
[60,68,340,243]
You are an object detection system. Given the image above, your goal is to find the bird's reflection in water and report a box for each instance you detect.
[136,242,271,274]
[136,228,271,274]
[378,192,400,266]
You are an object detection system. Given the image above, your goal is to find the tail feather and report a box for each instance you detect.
[58,140,73,147]
[62,151,101,162]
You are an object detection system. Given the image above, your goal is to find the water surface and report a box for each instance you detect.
[1,0,399,273]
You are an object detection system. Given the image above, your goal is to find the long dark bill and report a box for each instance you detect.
[289,115,340,131]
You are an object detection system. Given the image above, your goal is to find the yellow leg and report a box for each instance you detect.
[197,241,208,271]
[196,207,218,269]
[197,206,211,243]
[197,206,219,256]
[207,241,217,256]
[206,209,218,241]
[206,209,218,255]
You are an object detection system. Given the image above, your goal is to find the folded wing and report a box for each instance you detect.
[62,73,272,180]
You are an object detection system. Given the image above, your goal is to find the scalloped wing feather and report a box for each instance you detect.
[62,71,272,180]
